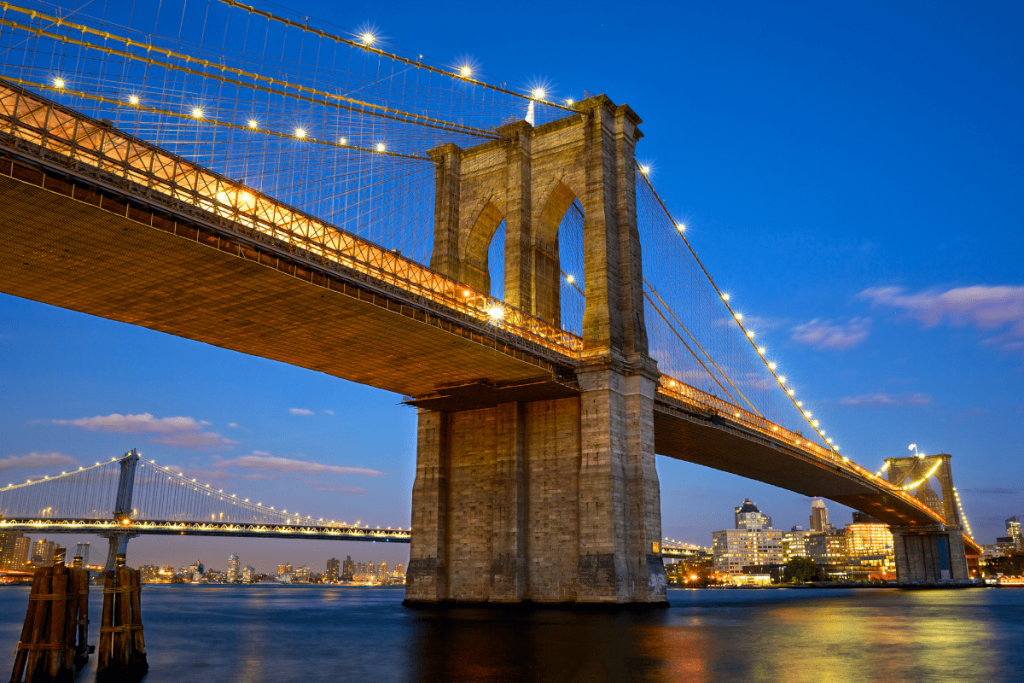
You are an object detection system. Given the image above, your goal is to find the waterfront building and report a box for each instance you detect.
[30,539,55,567]
[295,566,310,582]
[342,556,355,581]
[75,542,90,567]
[806,530,847,575]
[227,553,240,582]
[242,565,255,583]
[712,500,784,575]
[809,499,829,533]
[782,526,810,561]
[277,563,292,577]
[0,532,30,570]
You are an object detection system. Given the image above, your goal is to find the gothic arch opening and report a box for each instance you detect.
[535,181,585,331]
[461,201,504,297]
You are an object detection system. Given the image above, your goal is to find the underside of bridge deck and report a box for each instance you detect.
[0,163,568,398]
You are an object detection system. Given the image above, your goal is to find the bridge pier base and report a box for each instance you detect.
[891,525,970,585]
[405,372,667,605]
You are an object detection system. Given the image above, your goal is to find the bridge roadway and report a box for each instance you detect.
[0,80,979,555]
[0,518,411,542]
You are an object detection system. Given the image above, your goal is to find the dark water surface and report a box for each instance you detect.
[2,585,1022,682]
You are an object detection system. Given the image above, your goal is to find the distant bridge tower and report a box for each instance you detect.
[408,95,666,604]
[884,453,969,584]
[102,449,141,572]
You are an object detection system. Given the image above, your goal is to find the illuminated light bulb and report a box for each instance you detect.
[376,142,386,152]
[677,222,686,232]
[787,389,795,396]
[826,438,833,444]
[812,420,820,427]
[53,77,65,88]
[778,376,786,384]
[734,412,740,417]
[566,274,575,284]
[772,426,779,431]
[339,137,347,145]
[768,362,777,370]
[361,32,376,46]
[248,119,258,129]
[796,401,803,407]
[722,293,731,301]
[532,88,546,100]
[734,312,743,320]
[757,346,766,355]
[566,98,574,105]
[128,94,139,105]
[746,330,755,338]
[191,107,204,119]
[460,65,472,78]
[640,165,651,175]
[295,128,307,139]
[803,411,812,418]
[820,430,826,436]
[488,305,505,321]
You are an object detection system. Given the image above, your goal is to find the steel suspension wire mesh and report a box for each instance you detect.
[0,458,122,519]
[636,168,829,449]
[131,458,349,526]
[0,0,570,266]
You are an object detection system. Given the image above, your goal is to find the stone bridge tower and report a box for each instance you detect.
[885,453,970,584]
[405,95,667,604]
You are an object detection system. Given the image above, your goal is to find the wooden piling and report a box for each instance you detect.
[9,556,90,683]
[96,554,148,682]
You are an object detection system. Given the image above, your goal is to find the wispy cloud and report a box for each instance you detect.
[838,393,931,408]
[53,413,236,451]
[962,487,1017,496]
[791,318,871,350]
[0,452,79,472]
[323,409,335,416]
[289,408,314,416]
[308,483,367,495]
[858,285,1024,353]
[215,454,383,477]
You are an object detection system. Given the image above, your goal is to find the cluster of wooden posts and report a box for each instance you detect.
[9,551,147,683]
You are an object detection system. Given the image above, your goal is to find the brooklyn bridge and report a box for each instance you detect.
[0,0,981,603]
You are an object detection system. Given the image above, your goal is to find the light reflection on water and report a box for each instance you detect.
[1,586,1021,682]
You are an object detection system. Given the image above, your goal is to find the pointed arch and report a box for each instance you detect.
[460,200,504,296]
[532,181,580,326]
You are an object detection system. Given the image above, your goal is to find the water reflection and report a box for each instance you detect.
[0,586,1019,682]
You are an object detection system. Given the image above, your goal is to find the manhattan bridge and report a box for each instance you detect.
[0,0,981,602]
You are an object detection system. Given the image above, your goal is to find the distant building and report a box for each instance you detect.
[326,558,340,582]
[713,500,784,575]
[277,563,292,577]
[242,565,255,583]
[809,499,829,533]
[845,512,895,580]
[342,556,355,581]
[30,539,55,567]
[782,526,811,561]
[294,566,310,582]
[807,530,847,575]
[74,542,90,567]
[1007,516,1022,550]
[227,554,240,582]
[0,532,30,571]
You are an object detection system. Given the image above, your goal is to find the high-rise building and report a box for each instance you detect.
[0,532,30,570]
[713,500,784,575]
[1006,516,1022,549]
[227,553,240,582]
[277,563,292,577]
[326,558,340,582]
[809,499,829,532]
[342,556,355,581]
[74,542,90,567]
[294,566,310,582]
[735,499,772,530]
[30,539,55,567]
[242,565,255,583]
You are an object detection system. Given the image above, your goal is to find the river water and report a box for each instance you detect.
[1,586,1021,682]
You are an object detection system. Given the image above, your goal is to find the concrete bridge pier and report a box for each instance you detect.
[406,95,667,605]
[891,525,970,584]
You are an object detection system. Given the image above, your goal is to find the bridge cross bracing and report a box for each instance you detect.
[0,1,980,596]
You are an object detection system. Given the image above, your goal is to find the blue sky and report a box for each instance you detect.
[2,0,1022,573]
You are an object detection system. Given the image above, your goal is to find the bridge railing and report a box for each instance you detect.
[0,79,584,360]
[656,374,947,525]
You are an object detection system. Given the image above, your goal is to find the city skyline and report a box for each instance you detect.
[2,0,1022,573]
